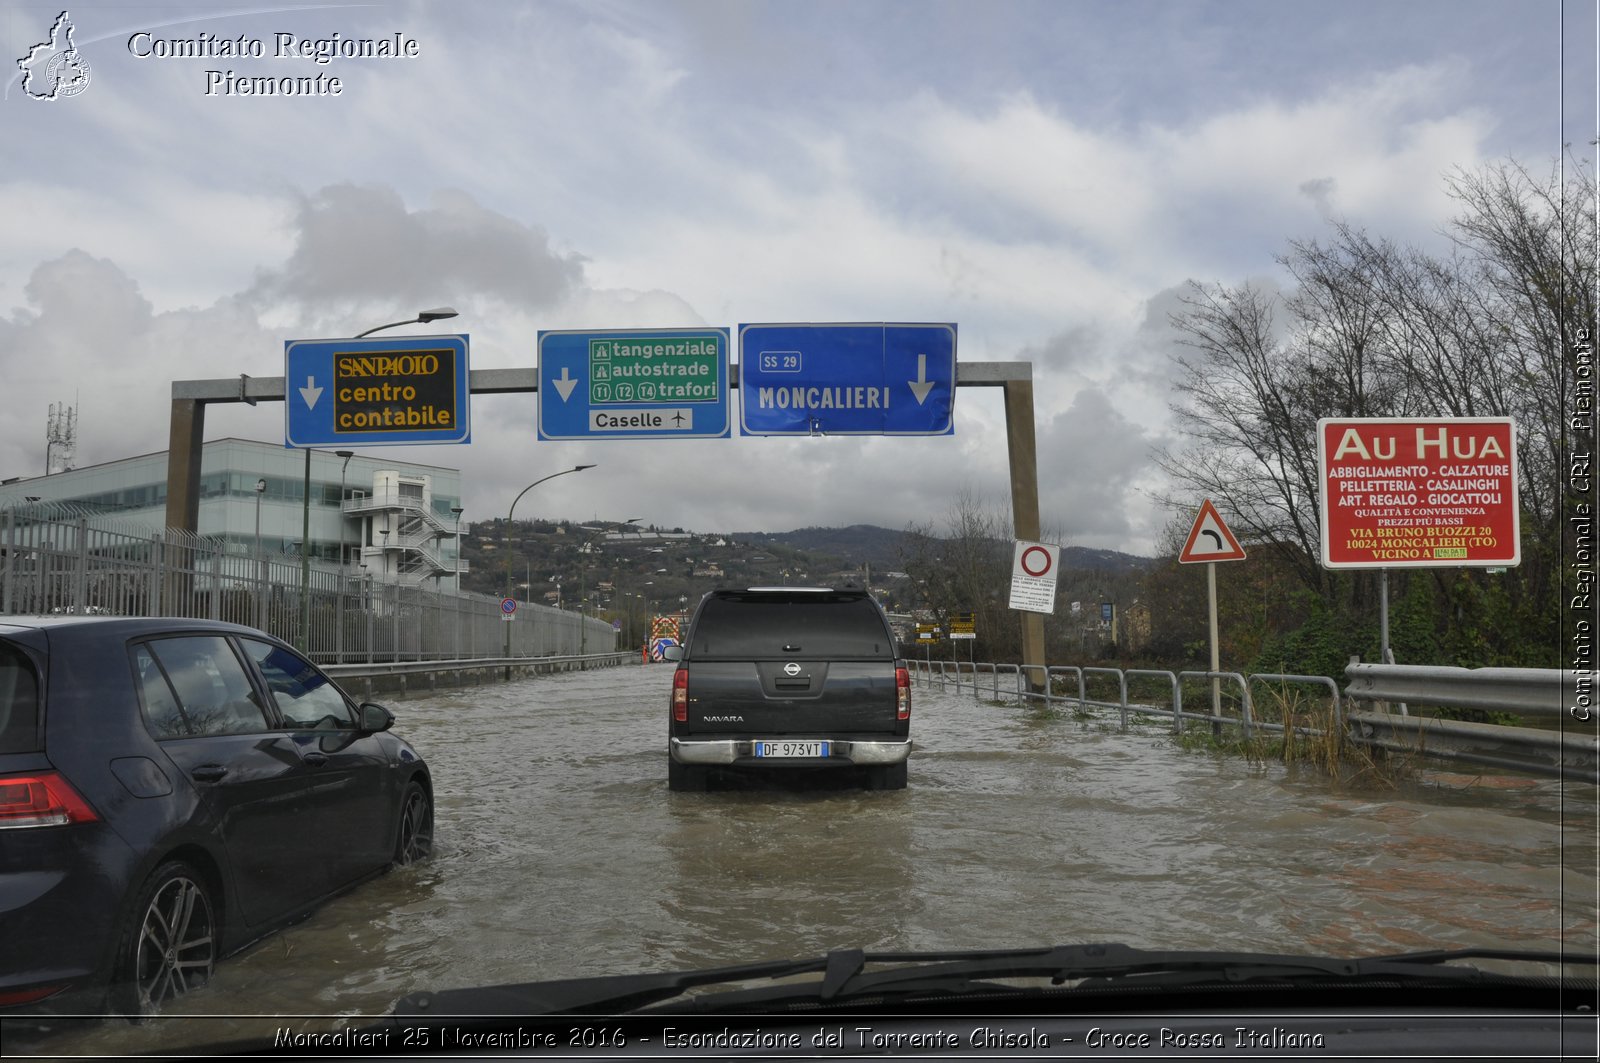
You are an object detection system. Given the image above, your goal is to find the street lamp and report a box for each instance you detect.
[333,450,354,662]
[254,478,267,629]
[604,518,641,653]
[503,464,596,658]
[451,507,465,592]
[355,306,458,338]
[298,307,459,653]
[335,451,355,567]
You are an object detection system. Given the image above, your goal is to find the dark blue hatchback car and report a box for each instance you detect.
[0,616,432,1016]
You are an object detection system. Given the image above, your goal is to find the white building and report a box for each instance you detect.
[0,438,467,585]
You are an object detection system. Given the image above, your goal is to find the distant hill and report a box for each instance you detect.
[731,524,1152,573]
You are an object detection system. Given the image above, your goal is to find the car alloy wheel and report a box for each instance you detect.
[126,862,215,1015]
[394,781,434,866]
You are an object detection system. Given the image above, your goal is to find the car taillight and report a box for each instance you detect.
[0,772,100,829]
[672,666,689,722]
[0,984,66,1006]
[896,665,911,720]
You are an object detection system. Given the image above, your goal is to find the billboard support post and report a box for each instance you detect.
[1380,567,1391,666]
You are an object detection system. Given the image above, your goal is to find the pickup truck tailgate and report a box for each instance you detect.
[686,660,898,733]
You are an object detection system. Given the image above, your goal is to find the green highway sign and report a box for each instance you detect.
[538,328,730,439]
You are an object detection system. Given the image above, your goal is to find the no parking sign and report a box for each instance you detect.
[1008,540,1060,614]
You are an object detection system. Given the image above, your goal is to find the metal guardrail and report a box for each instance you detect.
[326,652,637,697]
[1344,663,1575,719]
[1343,664,1594,783]
[905,659,1594,783]
[1346,712,1598,783]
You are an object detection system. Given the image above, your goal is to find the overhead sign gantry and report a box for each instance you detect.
[172,330,1045,687]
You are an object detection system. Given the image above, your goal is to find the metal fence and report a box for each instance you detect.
[0,501,615,663]
[907,657,1595,783]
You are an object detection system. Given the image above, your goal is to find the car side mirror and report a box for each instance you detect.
[358,702,395,733]
[662,645,684,661]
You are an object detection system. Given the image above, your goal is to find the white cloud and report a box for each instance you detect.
[247,183,583,312]
[0,1,1556,558]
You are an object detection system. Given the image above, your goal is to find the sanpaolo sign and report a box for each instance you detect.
[285,334,470,447]
[1316,417,1520,569]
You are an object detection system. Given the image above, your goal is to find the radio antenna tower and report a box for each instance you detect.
[45,399,77,475]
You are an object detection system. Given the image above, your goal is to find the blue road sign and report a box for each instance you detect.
[738,323,956,436]
[537,328,730,440]
[285,334,470,448]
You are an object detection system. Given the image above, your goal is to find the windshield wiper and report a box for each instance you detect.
[377,942,1592,1021]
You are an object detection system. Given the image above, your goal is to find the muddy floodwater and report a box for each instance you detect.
[15,663,1598,1056]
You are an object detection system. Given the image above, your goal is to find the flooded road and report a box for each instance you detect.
[18,663,1598,1055]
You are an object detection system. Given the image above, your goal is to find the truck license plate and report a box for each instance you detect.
[755,740,828,758]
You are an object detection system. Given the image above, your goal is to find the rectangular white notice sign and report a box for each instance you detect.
[1008,540,1060,614]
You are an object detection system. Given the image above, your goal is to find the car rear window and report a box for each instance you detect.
[0,639,41,754]
[689,592,892,659]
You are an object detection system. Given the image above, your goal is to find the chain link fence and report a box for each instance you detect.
[0,501,615,663]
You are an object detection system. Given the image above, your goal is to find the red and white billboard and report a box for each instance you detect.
[1316,417,1519,569]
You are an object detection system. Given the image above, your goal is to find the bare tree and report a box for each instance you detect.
[1154,278,1350,596]
[1157,155,1594,663]
[1442,157,1595,614]
[899,490,1072,663]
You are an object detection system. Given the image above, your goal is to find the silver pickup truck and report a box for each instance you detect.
[665,587,911,791]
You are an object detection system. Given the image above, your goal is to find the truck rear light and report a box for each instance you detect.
[0,772,100,829]
[672,666,689,722]
[896,666,911,720]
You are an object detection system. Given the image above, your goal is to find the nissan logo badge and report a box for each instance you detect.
[783,662,802,676]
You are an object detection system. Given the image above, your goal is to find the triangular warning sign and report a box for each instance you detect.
[1178,499,1247,564]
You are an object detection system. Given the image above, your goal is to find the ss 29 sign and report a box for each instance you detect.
[286,334,470,447]
[1317,417,1519,569]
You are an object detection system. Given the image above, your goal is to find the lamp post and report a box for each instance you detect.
[450,506,464,658]
[595,517,640,654]
[253,478,267,630]
[450,506,464,592]
[503,465,595,658]
[297,307,457,654]
[334,451,354,663]
[336,451,355,567]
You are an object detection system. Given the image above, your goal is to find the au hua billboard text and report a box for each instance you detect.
[1317,417,1519,569]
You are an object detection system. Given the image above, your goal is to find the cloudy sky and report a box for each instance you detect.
[1,0,1593,555]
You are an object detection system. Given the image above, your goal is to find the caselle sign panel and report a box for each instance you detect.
[1317,417,1519,569]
